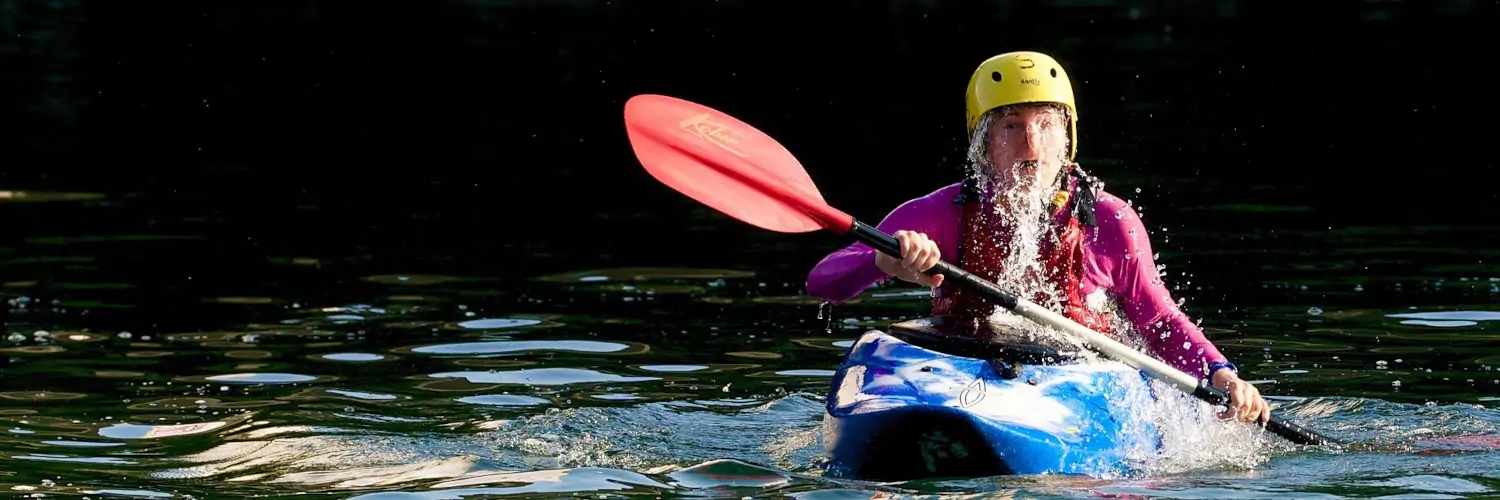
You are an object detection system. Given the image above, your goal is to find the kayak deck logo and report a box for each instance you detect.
[959,377,987,407]
[680,113,750,158]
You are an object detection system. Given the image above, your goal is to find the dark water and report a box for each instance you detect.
[6,1,1500,498]
[4,183,1500,498]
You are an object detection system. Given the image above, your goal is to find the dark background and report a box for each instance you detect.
[3,0,1498,279]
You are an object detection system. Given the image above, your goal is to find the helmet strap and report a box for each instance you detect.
[1067,165,1100,227]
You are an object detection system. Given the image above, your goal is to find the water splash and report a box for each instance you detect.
[962,108,1075,323]
[482,394,828,473]
[1137,380,1277,474]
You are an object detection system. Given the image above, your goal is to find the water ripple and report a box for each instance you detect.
[6,191,1500,499]
[405,340,640,356]
[428,368,660,386]
[198,373,325,384]
[456,394,552,406]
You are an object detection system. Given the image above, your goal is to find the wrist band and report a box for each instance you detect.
[1208,360,1238,380]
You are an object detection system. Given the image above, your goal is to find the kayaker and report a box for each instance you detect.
[805,51,1270,424]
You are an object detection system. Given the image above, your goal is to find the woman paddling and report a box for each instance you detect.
[805,50,1270,424]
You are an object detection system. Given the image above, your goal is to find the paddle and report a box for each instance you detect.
[621,93,1343,448]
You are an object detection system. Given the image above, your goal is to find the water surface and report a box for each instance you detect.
[3,184,1500,499]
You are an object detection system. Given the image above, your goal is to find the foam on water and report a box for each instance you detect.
[481,394,830,473]
[1137,378,1277,474]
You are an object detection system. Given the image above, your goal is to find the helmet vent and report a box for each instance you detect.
[1050,68,1058,78]
[991,71,1003,82]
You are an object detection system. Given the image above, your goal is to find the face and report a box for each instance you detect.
[981,104,1071,198]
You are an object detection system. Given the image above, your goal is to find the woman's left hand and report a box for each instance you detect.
[1211,369,1270,423]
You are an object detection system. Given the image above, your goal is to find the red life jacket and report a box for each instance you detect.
[932,173,1117,336]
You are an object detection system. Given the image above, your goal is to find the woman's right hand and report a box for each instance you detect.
[874,230,945,288]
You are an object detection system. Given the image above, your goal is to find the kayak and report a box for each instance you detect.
[821,315,1162,480]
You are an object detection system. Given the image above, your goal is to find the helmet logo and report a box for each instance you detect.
[1020,77,1042,86]
[679,113,749,158]
[1015,56,1036,69]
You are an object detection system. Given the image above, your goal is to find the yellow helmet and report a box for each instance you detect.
[965,51,1078,161]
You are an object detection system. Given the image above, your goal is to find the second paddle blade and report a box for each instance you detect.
[622,94,853,234]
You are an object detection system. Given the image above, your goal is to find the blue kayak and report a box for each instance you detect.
[821,315,1163,480]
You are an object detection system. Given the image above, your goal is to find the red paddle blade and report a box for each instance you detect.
[622,94,854,234]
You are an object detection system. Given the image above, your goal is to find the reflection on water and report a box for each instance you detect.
[428,368,661,386]
[2,190,1500,498]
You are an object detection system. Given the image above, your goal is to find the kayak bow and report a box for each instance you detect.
[823,316,1160,480]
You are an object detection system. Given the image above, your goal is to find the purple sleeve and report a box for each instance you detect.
[1103,202,1229,378]
[805,186,961,303]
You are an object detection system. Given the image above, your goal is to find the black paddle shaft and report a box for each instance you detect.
[849,221,1019,310]
[848,220,1343,447]
[1192,383,1342,446]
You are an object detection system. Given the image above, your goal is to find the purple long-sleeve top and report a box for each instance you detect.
[806,182,1230,378]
